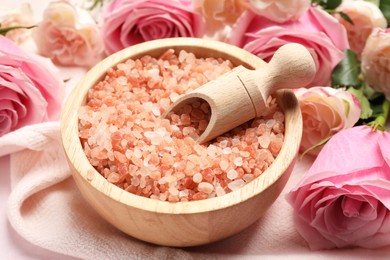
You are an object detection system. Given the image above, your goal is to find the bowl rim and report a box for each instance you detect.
[61,37,302,215]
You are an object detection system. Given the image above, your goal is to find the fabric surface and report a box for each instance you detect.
[1,122,390,259]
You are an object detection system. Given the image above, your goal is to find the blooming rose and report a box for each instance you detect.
[227,5,349,87]
[193,0,248,38]
[361,28,390,101]
[0,36,63,137]
[335,0,387,58]
[294,87,360,155]
[287,125,390,249]
[0,3,34,45]
[32,1,103,67]
[249,0,311,23]
[102,0,205,54]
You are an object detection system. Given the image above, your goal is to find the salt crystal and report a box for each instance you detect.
[133,131,143,139]
[148,68,160,79]
[160,98,170,110]
[233,157,243,167]
[207,145,218,157]
[193,172,203,183]
[121,139,128,148]
[266,119,276,129]
[273,111,285,122]
[169,92,180,102]
[227,169,238,180]
[150,134,162,145]
[142,102,153,111]
[169,186,179,196]
[159,193,167,201]
[258,133,271,149]
[240,151,250,157]
[107,172,120,183]
[140,177,146,188]
[200,102,210,114]
[179,189,189,197]
[152,106,161,116]
[228,179,245,191]
[219,160,229,171]
[219,140,228,148]
[222,147,232,154]
[243,174,254,182]
[216,186,226,197]
[180,114,191,125]
[133,147,142,158]
[132,177,140,186]
[198,182,214,194]
[188,154,200,164]
[109,125,118,133]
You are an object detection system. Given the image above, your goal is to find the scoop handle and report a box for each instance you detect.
[238,43,316,116]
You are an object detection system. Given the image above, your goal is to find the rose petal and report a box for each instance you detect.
[103,0,204,54]
[0,36,63,134]
[227,6,348,86]
[0,99,19,130]
[379,131,390,167]
[294,126,385,188]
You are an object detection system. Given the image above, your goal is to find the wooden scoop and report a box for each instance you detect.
[162,43,316,143]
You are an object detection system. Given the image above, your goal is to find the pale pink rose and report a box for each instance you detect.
[227,5,349,87]
[0,3,34,45]
[102,0,205,54]
[32,1,104,67]
[335,0,387,58]
[193,0,248,38]
[361,28,390,101]
[294,87,360,155]
[0,36,64,137]
[287,125,390,249]
[249,0,311,23]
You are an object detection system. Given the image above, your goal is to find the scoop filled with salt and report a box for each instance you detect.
[163,43,316,143]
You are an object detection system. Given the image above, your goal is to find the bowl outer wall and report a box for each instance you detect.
[60,37,303,246]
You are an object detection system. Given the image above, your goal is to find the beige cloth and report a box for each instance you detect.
[1,122,389,259]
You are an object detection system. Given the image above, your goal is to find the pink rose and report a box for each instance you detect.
[193,0,248,38]
[249,0,311,23]
[32,1,104,67]
[335,0,387,58]
[0,3,34,45]
[227,5,349,86]
[294,86,360,155]
[361,28,390,101]
[102,0,205,54]
[287,126,390,249]
[0,36,63,137]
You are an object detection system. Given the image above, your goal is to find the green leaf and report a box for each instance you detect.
[363,83,383,100]
[300,135,332,159]
[338,11,354,25]
[347,87,373,119]
[367,93,386,117]
[331,49,361,88]
[367,97,390,131]
[380,0,390,26]
[0,25,36,36]
[312,0,342,10]
[326,0,342,9]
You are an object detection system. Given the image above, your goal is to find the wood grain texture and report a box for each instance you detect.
[164,42,314,143]
[61,37,302,247]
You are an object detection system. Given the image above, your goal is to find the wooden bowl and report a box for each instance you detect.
[61,38,302,247]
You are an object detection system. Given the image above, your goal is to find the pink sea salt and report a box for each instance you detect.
[78,49,285,202]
